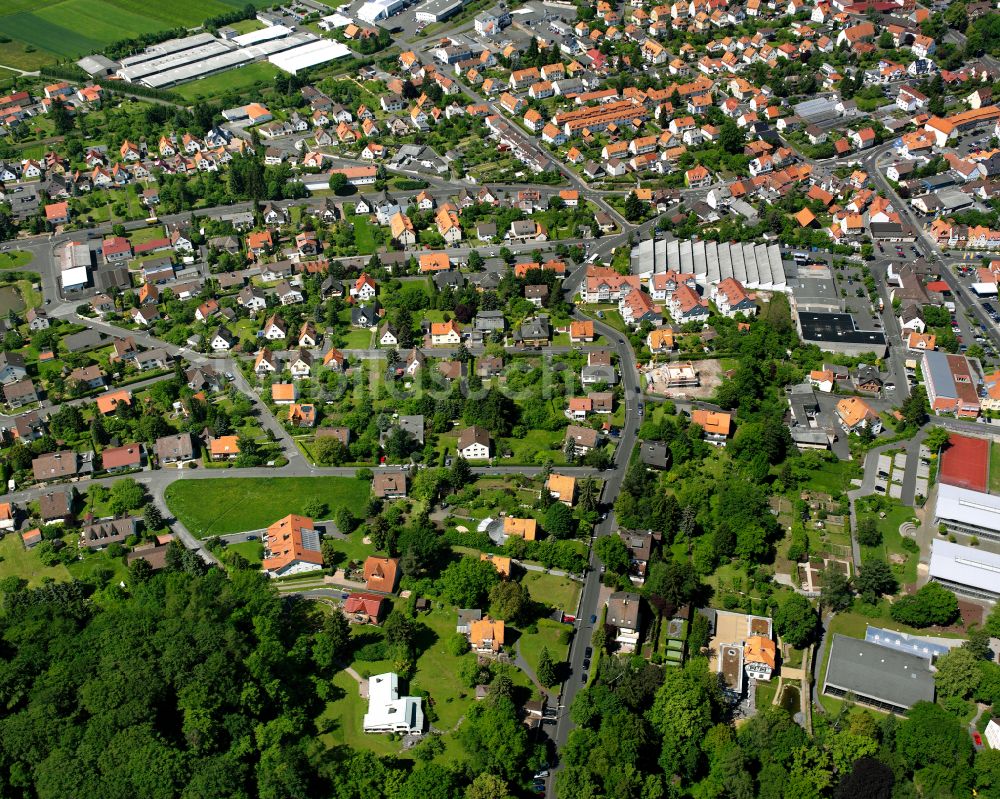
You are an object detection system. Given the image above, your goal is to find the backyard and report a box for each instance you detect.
[0,534,70,586]
[164,476,371,537]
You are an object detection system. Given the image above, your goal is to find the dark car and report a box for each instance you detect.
[590,614,597,623]
[583,658,591,670]
[585,646,593,658]
[581,672,588,682]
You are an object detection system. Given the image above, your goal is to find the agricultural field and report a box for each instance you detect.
[164,476,372,538]
[0,0,246,58]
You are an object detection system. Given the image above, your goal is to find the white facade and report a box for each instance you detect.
[363,673,424,734]
[459,442,491,460]
[986,718,1000,750]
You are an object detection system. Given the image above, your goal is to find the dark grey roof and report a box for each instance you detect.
[823,634,934,710]
[639,440,669,468]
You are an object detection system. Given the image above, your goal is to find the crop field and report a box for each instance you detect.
[0,0,246,57]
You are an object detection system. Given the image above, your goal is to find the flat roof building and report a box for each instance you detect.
[797,312,888,357]
[363,673,424,734]
[268,40,351,75]
[415,0,465,22]
[823,634,935,714]
[358,0,406,22]
[928,537,1000,600]
[864,625,952,661]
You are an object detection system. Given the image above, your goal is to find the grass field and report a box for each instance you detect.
[164,476,371,537]
[990,441,1000,494]
[0,534,70,587]
[0,250,33,270]
[521,570,581,615]
[173,61,282,102]
[0,39,57,70]
[0,0,246,57]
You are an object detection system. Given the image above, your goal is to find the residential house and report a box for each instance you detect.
[364,556,401,591]
[607,591,642,652]
[457,425,491,459]
[262,514,323,578]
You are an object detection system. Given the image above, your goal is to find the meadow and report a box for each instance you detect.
[164,476,371,538]
[0,0,247,58]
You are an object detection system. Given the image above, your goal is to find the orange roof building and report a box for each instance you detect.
[691,409,732,441]
[469,616,505,652]
[836,396,880,433]
[272,383,298,404]
[744,635,776,678]
[481,552,512,578]
[209,435,240,460]
[570,320,595,341]
[547,473,576,505]
[503,517,538,541]
[419,252,451,272]
[96,389,133,415]
[795,207,817,227]
[262,514,323,578]
[364,556,400,593]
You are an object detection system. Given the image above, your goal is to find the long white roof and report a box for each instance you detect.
[268,40,351,74]
[935,482,1000,528]
[929,538,1000,593]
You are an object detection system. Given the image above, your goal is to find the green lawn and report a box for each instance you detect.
[860,502,919,586]
[802,459,860,496]
[66,545,129,585]
[318,603,535,761]
[518,618,570,678]
[172,61,282,102]
[164,476,371,538]
[498,428,565,466]
[989,442,1000,494]
[0,534,71,586]
[318,670,404,756]
[342,329,374,349]
[0,250,33,270]
[226,540,263,565]
[521,571,580,615]
[349,214,381,255]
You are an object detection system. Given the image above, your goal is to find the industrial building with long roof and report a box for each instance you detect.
[632,237,788,291]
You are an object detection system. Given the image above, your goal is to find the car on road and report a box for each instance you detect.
[581,672,588,682]
[590,614,597,623]
[585,646,593,658]
[637,403,644,416]
[884,383,895,391]
[974,732,983,747]
[247,535,256,541]
[531,783,545,795]
[534,770,550,779]
[583,658,590,670]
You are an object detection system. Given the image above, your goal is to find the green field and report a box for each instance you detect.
[0,0,246,57]
[990,441,1000,494]
[165,476,372,537]
[173,61,282,102]
[0,534,71,587]
[0,250,33,270]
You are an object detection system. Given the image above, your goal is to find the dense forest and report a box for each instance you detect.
[560,652,1000,799]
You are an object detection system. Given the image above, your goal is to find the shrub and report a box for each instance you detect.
[354,641,388,661]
